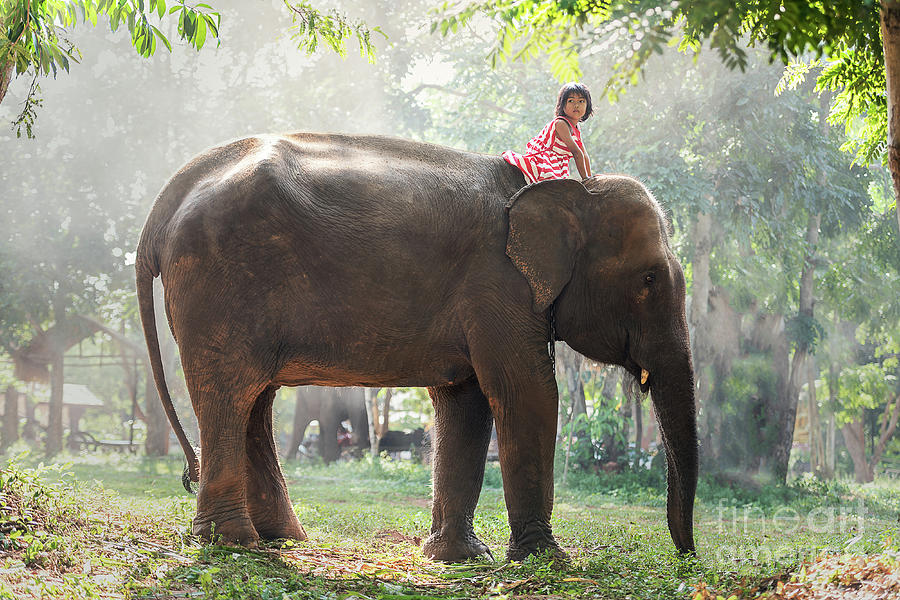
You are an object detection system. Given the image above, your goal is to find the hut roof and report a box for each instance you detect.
[62,383,104,407]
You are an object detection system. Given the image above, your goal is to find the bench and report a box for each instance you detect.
[879,458,900,479]
[68,431,137,453]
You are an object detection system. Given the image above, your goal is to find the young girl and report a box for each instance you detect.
[502,82,593,183]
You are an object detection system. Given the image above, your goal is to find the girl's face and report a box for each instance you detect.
[563,93,587,122]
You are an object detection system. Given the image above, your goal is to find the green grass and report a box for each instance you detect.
[1,449,898,599]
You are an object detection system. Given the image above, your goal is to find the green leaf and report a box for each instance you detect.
[193,16,206,49]
[8,22,25,42]
[150,24,171,51]
[183,11,195,38]
[203,14,218,38]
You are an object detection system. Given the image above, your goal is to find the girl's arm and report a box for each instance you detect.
[555,120,591,179]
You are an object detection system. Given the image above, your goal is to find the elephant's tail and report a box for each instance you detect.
[136,257,200,492]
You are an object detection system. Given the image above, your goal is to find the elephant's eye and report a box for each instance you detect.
[644,272,656,286]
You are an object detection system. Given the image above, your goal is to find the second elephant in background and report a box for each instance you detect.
[285,387,370,462]
[378,427,426,457]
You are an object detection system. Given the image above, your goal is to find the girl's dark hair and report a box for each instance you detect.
[555,82,593,122]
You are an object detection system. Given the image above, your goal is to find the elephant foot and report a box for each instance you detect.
[193,512,260,548]
[507,520,568,563]
[506,542,569,563]
[246,485,308,542]
[423,529,493,562]
[252,513,308,542]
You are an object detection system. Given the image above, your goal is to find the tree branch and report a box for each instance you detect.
[870,391,900,470]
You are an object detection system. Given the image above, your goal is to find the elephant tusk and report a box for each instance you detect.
[641,369,649,385]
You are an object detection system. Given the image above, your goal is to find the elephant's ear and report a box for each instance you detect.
[506,179,588,313]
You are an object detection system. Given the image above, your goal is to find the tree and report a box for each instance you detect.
[0,0,221,136]
[417,10,885,481]
[0,0,387,456]
[817,184,900,481]
[834,361,900,482]
[437,1,900,232]
[0,0,383,136]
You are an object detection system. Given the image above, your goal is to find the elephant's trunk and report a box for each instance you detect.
[649,353,698,554]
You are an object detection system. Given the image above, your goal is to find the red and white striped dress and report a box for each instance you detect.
[502,116,585,183]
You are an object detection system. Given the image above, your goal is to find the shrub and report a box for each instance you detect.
[0,457,83,568]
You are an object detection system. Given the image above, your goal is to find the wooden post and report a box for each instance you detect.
[2,386,19,449]
[46,351,64,456]
[129,357,137,449]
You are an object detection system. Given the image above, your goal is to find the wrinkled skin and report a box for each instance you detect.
[286,386,369,462]
[136,133,697,561]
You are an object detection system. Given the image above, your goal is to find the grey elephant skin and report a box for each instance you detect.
[285,386,369,462]
[136,132,698,561]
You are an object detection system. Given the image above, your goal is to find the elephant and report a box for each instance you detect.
[378,427,426,457]
[136,132,697,561]
[285,386,370,462]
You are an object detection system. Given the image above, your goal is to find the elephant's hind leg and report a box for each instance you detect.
[190,384,259,547]
[245,386,307,541]
[423,377,494,561]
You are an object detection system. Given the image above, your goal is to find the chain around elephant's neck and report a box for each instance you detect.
[548,301,557,374]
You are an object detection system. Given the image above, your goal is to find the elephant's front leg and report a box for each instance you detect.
[423,377,494,561]
[472,336,564,561]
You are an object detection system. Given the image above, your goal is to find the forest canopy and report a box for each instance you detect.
[0,0,897,485]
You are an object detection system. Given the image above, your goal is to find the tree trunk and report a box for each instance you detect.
[370,388,391,453]
[766,328,795,481]
[772,213,821,483]
[22,397,36,442]
[378,388,391,438]
[364,388,378,456]
[2,385,19,449]
[807,358,824,475]
[770,331,797,482]
[880,1,900,234]
[45,293,70,457]
[0,59,12,108]
[825,355,840,478]
[46,351,64,456]
[689,212,716,460]
[870,392,900,474]
[560,345,586,430]
[842,420,874,483]
[841,391,900,483]
[689,212,712,339]
[825,412,836,478]
[0,7,13,106]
